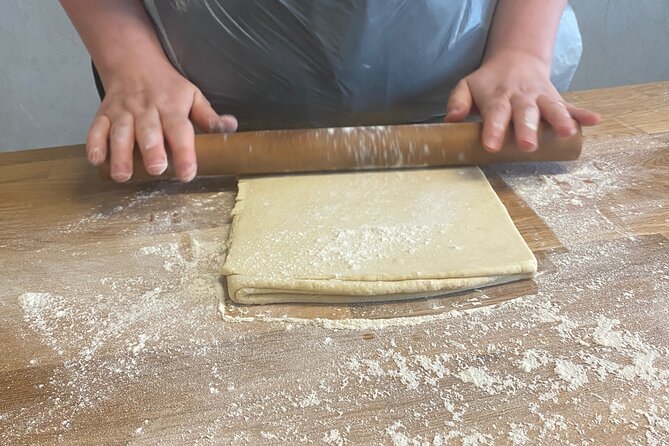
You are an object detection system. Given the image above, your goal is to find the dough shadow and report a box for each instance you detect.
[484,161,573,180]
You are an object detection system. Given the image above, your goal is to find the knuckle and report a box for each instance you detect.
[164,116,192,132]
[484,101,509,116]
[514,102,537,116]
[92,112,108,121]
[548,96,568,108]
[516,81,535,95]
[136,120,158,135]
[90,117,109,133]
[484,113,508,131]
[99,96,115,109]
[153,92,173,108]
[538,93,558,104]
[137,128,159,147]
[110,124,132,143]
[195,90,211,107]
[448,100,464,110]
[553,101,568,111]
[552,106,572,121]
[205,116,221,132]
[87,129,104,143]
[135,114,160,133]
[484,125,503,136]
[558,112,573,123]
[170,143,194,154]
[120,97,147,114]
[493,85,511,98]
[108,110,133,125]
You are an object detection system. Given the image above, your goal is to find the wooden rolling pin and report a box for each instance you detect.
[101,121,581,180]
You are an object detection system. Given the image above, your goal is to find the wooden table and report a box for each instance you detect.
[1,82,668,445]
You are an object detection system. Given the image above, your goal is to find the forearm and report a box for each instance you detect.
[485,0,568,67]
[60,0,171,85]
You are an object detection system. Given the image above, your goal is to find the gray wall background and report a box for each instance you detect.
[1,1,668,152]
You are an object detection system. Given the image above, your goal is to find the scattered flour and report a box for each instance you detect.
[323,429,345,446]
[637,404,669,446]
[554,359,589,390]
[592,316,625,348]
[298,391,321,408]
[456,367,499,395]
[507,423,530,445]
[219,303,496,331]
[518,349,551,373]
[609,400,625,415]
[314,224,442,270]
[129,334,150,356]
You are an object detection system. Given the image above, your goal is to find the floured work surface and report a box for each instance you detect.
[222,167,537,304]
[3,82,669,446]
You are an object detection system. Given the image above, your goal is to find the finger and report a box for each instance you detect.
[86,115,111,166]
[566,104,601,126]
[537,95,577,138]
[510,97,540,152]
[109,114,135,182]
[190,91,238,133]
[480,100,512,153]
[219,114,238,133]
[135,109,168,176]
[445,79,473,122]
[162,113,197,182]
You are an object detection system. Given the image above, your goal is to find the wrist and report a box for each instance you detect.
[482,48,551,76]
[95,51,176,90]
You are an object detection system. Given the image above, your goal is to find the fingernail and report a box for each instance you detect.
[483,138,500,152]
[220,115,238,132]
[112,168,132,183]
[521,140,538,152]
[89,146,101,164]
[181,164,197,182]
[146,161,167,175]
[523,109,539,131]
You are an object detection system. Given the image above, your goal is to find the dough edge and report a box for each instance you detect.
[226,271,534,304]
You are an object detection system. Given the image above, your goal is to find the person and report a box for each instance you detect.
[60,0,600,183]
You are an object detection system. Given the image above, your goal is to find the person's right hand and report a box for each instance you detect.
[87,62,237,183]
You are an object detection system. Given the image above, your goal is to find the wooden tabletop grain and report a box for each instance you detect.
[1,82,668,445]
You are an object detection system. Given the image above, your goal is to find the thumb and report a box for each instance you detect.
[445,79,473,122]
[190,91,238,133]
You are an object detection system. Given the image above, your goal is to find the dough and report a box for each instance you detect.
[222,168,536,304]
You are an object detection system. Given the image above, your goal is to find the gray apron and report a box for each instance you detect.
[142,0,582,130]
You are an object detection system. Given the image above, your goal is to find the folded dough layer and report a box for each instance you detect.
[222,168,537,304]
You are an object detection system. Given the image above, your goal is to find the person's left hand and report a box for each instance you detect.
[445,49,600,152]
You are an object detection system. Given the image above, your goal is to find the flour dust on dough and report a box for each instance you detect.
[222,168,537,304]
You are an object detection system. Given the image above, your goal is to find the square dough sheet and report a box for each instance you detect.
[222,168,537,304]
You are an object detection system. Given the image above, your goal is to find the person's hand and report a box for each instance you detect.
[87,62,237,182]
[445,49,600,153]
